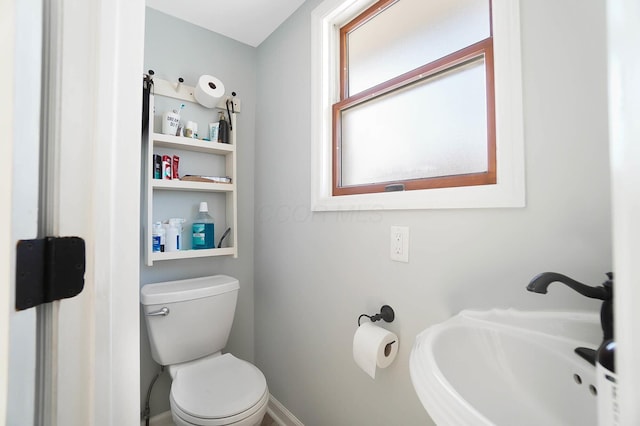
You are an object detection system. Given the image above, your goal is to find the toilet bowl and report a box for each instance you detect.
[141,275,268,426]
[169,354,268,426]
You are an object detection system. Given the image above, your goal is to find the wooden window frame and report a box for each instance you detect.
[332,0,496,196]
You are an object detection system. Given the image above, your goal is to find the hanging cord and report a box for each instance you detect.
[217,227,231,248]
[225,98,234,131]
[142,71,154,132]
[142,366,165,426]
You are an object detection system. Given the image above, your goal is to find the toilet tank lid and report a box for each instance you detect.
[141,275,239,305]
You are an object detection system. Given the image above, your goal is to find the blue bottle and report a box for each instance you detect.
[192,202,215,249]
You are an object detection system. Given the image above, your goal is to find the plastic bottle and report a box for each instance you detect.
[192,202,215,249]
[597,339,618,425]
[152,221,165,252]
[162,109,181,135]
[218,112,229,144]
[165,218,184,252]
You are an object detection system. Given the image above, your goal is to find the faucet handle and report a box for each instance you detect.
[603,272,613,289]
[600,272,614,341]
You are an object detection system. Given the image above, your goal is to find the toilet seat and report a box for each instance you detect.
[170,353,268,426]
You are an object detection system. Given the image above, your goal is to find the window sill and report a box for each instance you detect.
[311,177,525,211]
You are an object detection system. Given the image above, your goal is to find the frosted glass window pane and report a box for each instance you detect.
[340,59,487,186]
[348,0,490,95]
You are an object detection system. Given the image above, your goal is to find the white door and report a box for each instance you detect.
[1,0,45,424]
[2,0,145,425]
[607,1,640,424]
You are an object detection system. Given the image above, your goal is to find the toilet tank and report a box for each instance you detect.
[141,275,239,366]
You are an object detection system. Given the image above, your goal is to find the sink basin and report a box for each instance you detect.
[410,309,601,426]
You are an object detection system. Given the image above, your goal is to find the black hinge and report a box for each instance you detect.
[15,237,86,310]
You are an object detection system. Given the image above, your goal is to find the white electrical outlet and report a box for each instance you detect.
[390,226,409,262]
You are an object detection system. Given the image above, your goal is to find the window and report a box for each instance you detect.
[311,0,525,210]
[333,0,495,196]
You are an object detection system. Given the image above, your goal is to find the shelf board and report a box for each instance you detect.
[152,179,234,192]
[152,133,234,155]
[150,247,236,262]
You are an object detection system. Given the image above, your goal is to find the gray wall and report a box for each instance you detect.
[253,0,610,425]
[141,8,257,416]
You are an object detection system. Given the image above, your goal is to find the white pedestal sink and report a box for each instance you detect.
[410,309,601,426]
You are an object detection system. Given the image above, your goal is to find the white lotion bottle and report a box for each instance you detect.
[164,218,184,252]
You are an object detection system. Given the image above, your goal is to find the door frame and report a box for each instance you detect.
[3,0,144,423]
[607,1,640,424]
[43,0,145,424]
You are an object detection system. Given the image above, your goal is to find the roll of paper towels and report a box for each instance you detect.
[194,75,225,108]
[353,322,398,379]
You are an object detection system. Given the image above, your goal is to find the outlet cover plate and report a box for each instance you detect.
[390,226,409,262]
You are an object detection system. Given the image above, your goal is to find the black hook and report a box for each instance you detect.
[358,305,395,326]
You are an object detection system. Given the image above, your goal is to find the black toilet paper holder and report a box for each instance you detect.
[358,305,395,326]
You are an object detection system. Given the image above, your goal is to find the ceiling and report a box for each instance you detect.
[146,0,306,47]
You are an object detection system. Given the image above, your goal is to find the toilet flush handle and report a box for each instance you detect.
[146,307,170,317]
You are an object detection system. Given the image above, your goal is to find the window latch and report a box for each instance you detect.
[15,237,86,310]
[384,184,405,192]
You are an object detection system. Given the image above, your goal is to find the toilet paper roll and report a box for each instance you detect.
[194,75,225,108]
[352,322,398,379]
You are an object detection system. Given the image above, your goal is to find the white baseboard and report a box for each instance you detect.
[267,394,304,426]
[142,394,303,426]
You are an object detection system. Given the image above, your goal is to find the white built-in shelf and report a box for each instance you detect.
[151,179,234,192]
[143,79,238,266]
[149,247,235,262]
[152,133,235,155]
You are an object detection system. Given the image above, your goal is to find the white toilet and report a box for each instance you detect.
[141,275,268,426]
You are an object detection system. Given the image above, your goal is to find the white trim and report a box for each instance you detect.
[267,394,305,426]
[52,0,144,424]
[310,0,525,211]
[607,1,640,424]
[90,0,145,424]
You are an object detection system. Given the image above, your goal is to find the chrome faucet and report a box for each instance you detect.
[527,272,613,365]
